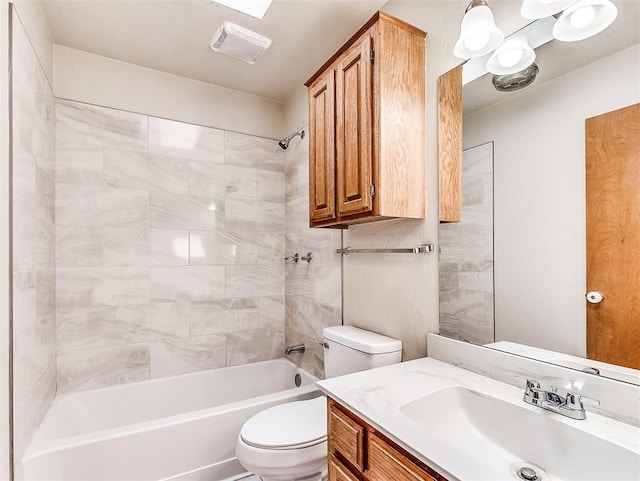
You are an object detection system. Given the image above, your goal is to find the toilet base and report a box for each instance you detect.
[253,467,327,481]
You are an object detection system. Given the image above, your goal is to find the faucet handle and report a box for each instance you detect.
[566,392,600,411]
[525,379,540,394]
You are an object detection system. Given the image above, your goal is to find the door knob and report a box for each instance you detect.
[586,291,605,304]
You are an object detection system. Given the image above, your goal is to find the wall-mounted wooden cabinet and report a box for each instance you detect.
[328,398,448,481]
[306,12,426,228]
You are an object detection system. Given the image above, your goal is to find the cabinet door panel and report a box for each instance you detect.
[368,433,438,481]
[309,71,336,223]
[329,454,361,481]
[328,402,365,471]
[336,34,373,217]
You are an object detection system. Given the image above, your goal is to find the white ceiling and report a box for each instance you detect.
[40,0,388,103]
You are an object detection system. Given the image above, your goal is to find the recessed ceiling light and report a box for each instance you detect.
[212,0,274,20]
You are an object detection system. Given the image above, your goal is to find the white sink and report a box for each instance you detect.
[400,386,640,481]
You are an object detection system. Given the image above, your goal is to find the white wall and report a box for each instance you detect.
[54,45,285,139]
[464,43,640,356]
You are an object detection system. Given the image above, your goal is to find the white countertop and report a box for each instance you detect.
[316,357,640,481]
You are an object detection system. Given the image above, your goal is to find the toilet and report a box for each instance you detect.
[236,326,402,481]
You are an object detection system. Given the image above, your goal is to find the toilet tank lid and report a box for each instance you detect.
[323,326,402,354]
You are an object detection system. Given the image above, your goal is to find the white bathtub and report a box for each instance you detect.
[23,359,320,481]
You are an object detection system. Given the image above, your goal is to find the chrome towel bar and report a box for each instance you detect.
[335,244,434,255]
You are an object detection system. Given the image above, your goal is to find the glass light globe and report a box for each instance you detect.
[464,32,491,51]
[497,48,525,68]
[570,5,596,28]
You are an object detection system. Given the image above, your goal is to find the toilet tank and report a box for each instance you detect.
[323,326,402,378]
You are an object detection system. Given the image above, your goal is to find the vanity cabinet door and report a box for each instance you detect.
[329,454,362,481]
[328,400,365,471]
[367,433,439,481]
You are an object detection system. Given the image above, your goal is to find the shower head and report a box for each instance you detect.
[278,129,305,150]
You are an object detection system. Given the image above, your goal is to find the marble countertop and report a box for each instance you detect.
[316,357,640,481]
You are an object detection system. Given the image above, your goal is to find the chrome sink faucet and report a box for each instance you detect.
[523,380,599,420]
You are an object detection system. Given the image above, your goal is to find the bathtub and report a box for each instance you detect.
[23,359,320,481]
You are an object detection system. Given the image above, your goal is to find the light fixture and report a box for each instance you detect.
[454,0,505,59]
[486,35,536,75]
[520,0,575,19]
[212,0,273,20]
[552,0,618,42]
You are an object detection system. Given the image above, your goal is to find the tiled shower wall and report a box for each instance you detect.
[439,142,494,344]
[11,11,56,475]
[283,129,341,378]
[54,99,286,393]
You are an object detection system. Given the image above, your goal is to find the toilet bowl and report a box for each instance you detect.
[235,397,327,481]
[236,326,402,481]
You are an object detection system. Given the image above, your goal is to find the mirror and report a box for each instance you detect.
[438,2,640,385]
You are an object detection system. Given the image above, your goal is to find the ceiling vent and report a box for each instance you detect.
[210,21,272,64]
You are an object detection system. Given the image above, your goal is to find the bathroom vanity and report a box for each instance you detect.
[318,356,640,481]
[328,397,445,481]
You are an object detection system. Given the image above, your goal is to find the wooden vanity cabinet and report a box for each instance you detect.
[327,398,447,481]
[305,12,426,228]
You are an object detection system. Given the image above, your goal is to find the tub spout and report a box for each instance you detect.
[285,344,305,355]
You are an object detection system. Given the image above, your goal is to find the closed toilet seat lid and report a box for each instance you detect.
[241,396,327,449]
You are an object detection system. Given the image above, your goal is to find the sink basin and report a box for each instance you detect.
[400,386,640,481]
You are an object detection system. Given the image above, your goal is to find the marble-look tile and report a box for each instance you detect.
[12,270,36,339]
[103,226,149,266]
[56,266,149,309]
[104,227,189,266]
[227,264,285,298]
[225,198,285,231]
[56,183,149,227]
[257,170,285,202]
[149,117,224,163]
[35,267,55,321]
[189,231,257,265]
[190,298,259,335]
[57,302,190,351]
[189,161,256,199]
[56,306,105,351]
[458,261,494,293]
[225,131,285,172]
[259,296,285,331]
[11,16,56,476]
[150,266,225,302]
[150,193,224,230]
[56,99,148,151]
[439,289,485,322]
[439,316,460,339]
[226,329,284,367]
[104,148,189,194]
[285,296,341,341]
[149,229,190,265]
[255,231,285,265]
[150,335,226,378]
[55,141,104,185]
[57,344,150,393]
[56,225,104,267]
[285,167,298,200]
